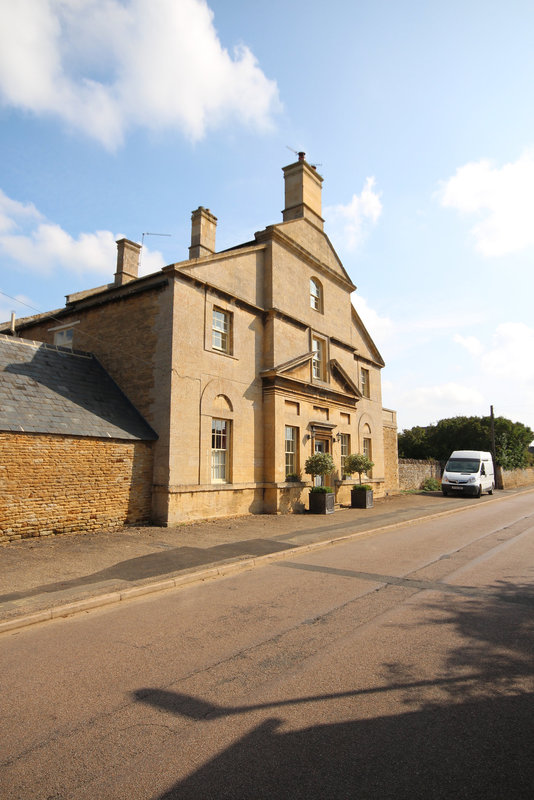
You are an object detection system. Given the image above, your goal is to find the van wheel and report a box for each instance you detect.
[476,485,482,498]
[442,488,448,496]
[488,483,494,495]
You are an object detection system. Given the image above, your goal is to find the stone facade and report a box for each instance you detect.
[0,433,153,542]
[398,458,442,490]
[3,155,398,524]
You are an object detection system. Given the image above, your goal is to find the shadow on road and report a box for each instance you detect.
[134,579,534,799]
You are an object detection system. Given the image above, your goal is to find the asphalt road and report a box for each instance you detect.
[1,491,533,799]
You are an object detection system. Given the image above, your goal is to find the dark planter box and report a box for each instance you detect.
[351,488,374,508]
[309,491,335,514]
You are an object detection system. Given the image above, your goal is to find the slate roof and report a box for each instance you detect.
[0,335,157,441]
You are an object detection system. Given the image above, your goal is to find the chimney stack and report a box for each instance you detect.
[189,207,217,259]
[282,153,324,229]
[115,238,141,286]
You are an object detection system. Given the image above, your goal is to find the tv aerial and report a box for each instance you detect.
[286,146,322,169]
[141,232,171,247]
[140,231,171,267]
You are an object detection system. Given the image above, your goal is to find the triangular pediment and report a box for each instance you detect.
[351,304,385,367]
[330,359,362,398]
[261,351,314,380]
[259,219,356,291]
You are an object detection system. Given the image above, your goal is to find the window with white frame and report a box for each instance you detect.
[340,433,350,476]
[49,321,79,349]
[211,418,230,482]
[310,278,323,312]
[312,336,326,381]
[361,367,370,398]
[54,328,74,348]
[212,308,231,354]
[363,436,373,477]
[285,426,298,477]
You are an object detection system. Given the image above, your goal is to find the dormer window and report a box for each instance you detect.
[49,321,79,350]
[310,278,323,312]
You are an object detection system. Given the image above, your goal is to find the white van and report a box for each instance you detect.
[441,450,495,497]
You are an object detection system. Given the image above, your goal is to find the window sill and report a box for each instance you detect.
[207,347,239,361]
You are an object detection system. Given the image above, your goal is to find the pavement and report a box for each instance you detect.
[1,487,533,634]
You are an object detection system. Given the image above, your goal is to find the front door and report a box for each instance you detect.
[314,437,332,487]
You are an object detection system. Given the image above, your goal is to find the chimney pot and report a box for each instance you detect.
[114,238,141,286]
[282,157,324,229]
[189,206,217,259]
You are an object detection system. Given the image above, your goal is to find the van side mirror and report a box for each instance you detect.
[481,465,486,475]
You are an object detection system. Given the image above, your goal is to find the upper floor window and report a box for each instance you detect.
[310,278,323,312]
[361,367,370,398]
[212,308,231,354]
[49,321,79,350]
[54,329,74,349]
[312,336,326,381]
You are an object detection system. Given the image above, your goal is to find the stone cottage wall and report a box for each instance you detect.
[398,458,442,490]
[0,433,153,542]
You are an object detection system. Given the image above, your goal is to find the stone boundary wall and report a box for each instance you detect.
[0,433,153,542]
[399,458,441,490]
[382,412,399,494]
[497,466,534,490]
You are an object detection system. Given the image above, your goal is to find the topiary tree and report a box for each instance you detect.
[343,453,374,485]
[305,452,335,489]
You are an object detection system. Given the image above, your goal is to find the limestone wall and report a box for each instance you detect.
[382,409,399,494]
[0,433,153,542]
[398,458,441,490]
[497,466,534,489]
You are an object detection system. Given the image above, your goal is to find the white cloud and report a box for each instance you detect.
[0,0,281,149]
[1,224,119,275]
[454,333,484,357]
[0,188,165,277]
[439,149,534,257]
[351,294,393,351]
[481,322,534,382]
[397,382,486,430]
[394,321,534,431]
[455,322,534,383]
[0,190,43,233]
[326,177,382,251]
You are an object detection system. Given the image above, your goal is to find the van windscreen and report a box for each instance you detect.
[446,458,480,473]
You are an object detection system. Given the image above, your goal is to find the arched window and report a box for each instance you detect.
[310,278,323,312]
[362,424,373,478]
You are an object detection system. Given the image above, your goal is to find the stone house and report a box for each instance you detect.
[1,154,398,527]
[0,335,156,540]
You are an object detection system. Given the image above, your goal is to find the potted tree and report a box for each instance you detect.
[305,452,335,514]
[344,453,375,508]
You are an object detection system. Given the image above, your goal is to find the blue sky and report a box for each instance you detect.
[1,0,533,435]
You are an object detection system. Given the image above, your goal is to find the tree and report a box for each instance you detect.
[304,452,335,485]
[343,453,375,484]
[398,415,533,468]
